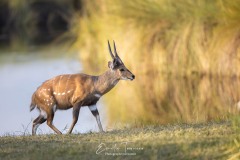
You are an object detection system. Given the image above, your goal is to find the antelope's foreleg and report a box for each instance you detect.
[88,105,104,132]
[67,105,81,134]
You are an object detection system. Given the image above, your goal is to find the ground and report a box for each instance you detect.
[0,121,239,160]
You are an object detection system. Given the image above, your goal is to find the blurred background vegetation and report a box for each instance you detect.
[1,0,240,127]
[74,0,240,126]
[0,0,81,50]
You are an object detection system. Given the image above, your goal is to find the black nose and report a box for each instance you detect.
[132,75,135,79]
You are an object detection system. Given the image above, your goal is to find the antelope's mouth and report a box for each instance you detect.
[129,77,134,81]
[122,75,135,81]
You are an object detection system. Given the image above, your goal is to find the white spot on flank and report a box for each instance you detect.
[62,92,65,95]
[67,90,71,93]
[89,105,97,111]
[46,99,49,102]
[58,93,61,95]
[48,89,50,91]
[94,94,101,98]
[53,92,56,95]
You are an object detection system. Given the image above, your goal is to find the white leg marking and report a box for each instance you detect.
[96,114,103,132]
[89,105,97,111]
[40,109,47,119]
[33,124,40,134]
[53,105,57,113]
[96,115,101,123]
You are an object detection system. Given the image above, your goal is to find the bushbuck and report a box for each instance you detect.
[30,41,135,135]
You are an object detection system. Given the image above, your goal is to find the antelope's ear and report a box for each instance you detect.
[108,61,114,70]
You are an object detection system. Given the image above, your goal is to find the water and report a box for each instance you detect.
[0,53,107,135]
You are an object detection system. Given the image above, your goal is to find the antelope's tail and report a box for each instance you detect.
[30,93,36,112]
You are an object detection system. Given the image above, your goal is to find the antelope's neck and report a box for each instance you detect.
[94,69,120,95]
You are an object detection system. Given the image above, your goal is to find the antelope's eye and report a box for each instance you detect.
[120,69,125,72]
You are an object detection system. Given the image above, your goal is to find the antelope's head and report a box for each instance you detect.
[107,40,135,81]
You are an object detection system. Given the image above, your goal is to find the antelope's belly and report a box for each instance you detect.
[77,95,100,106]
[81,99,99,106]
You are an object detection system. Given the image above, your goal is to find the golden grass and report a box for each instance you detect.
[0,122,239,160]
[74,0,240,125]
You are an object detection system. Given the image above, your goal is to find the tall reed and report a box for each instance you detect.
[74,0,240,125]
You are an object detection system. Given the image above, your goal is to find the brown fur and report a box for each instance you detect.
[31,70,121,111]
[30,41,135,135]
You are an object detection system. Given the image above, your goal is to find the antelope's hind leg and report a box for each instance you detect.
[88,105,104,132]
[32,111,47,135]
[46,109,62,134]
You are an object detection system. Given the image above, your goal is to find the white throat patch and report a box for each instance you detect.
[94,94,101,98]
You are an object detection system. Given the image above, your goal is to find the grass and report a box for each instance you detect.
[0,121,239,160]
